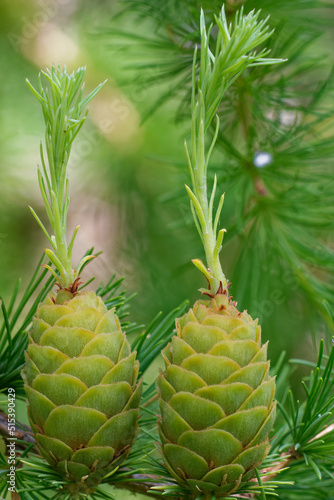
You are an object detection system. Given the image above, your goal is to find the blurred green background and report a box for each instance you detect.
[0,0,334,496]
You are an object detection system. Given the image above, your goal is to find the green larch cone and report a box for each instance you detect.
[156,291,276,497]
[22,290,142,492]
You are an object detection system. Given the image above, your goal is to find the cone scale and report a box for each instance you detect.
[23,290,142,492]
[157,292,276,497]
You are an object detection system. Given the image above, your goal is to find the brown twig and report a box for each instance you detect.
[310,423,334,442]
[0,410,36,450]
[258,423,334,484]
[143,393,159,407]
[259,451,294,483]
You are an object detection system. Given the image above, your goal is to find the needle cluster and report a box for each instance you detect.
[27,65,105,288]
[185,7,283,294]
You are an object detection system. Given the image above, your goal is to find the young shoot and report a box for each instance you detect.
[27,65,105,290]
[186,6,284,295]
